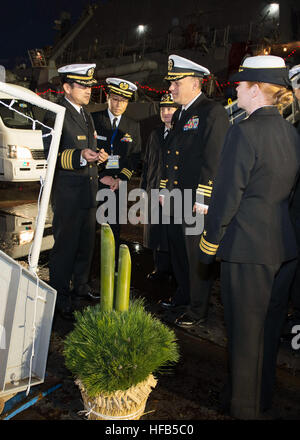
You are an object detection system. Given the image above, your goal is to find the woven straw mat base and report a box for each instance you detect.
[76,374,157,420]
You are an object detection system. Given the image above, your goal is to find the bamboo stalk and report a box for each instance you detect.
[115,245,131,312]
[100,224,115,311]
[113,271,118,308]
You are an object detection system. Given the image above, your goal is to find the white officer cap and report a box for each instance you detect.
[58,63,97,86]
[230,55,289,87]
[165,54,210,81]
[289,64,300,90]
[106,77,137,100]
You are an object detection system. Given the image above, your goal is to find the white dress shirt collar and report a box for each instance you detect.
[107,109,122,128]
[181,91,202,112]
[65,97,82,114]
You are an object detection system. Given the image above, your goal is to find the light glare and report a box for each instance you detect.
[269,3,279,14]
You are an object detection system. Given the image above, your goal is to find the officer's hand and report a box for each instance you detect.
[82,148,99,162]
[110,178,121,192]
[98,148,109,164]
[100,176,115,186]
[193,203,208,215]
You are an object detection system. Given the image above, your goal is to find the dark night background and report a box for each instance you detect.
[1,0,103,66]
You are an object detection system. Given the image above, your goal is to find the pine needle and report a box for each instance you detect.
[64,299,179,397]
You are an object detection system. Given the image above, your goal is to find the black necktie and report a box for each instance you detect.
[80,107,88,125]
[164,129,169,139]
[112,117,118,130]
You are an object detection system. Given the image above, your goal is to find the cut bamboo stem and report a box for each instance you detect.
[100,224,115,311]
[115,245,131,312]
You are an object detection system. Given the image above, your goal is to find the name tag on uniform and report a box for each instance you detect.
[106,155,119,169]
[183,116,199,131]
[97,135,107,141]
[77,135,87,140]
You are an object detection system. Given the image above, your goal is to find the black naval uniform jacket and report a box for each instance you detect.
[295,116,300,135]
[92,109,141,182]
[159,93,230,213]
[45,97,102,294]
[47,98,100,209]
[199,106,300,265]
[141,125,165,193]
[140,124,167,250]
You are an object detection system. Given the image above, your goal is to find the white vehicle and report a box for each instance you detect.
[0,202,54,259]
[0,85,48,182]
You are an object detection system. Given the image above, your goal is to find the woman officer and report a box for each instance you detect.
[198,55,300,419]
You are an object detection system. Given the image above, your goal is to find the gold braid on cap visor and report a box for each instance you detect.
[66,74,95,80]
[165,71,196,79]
[108,85,133,98]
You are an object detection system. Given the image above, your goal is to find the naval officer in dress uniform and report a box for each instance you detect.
[159,55,230,326]
[47,64,108,319]
[198,55,300,419]
[285,64,300,329]
[140,93,179,281]
[92,78,141,255]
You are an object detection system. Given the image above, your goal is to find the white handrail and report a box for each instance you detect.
[0,81,65,274]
